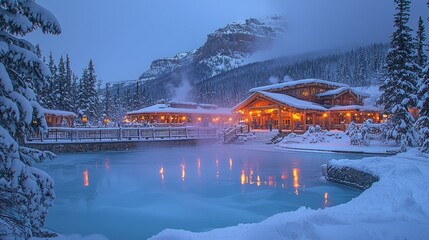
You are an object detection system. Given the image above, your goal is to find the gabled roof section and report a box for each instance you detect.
[233,91,327,111]
[127,104,232,115]
[317,87,370,98]
[42,108,77,117]
[249,78,349,92]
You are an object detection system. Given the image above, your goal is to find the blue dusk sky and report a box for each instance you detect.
[28,0,427,83]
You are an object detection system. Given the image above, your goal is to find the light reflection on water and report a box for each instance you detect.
[38,145,364,240]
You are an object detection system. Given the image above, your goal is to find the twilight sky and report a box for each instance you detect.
[28,0,427,84]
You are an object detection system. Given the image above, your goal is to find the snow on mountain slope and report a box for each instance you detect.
[139,16,285,83]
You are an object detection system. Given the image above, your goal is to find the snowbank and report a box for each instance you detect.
[150,149,429,240]
[278,130,399,155]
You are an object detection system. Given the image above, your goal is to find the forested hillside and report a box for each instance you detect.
[193,43,388,107]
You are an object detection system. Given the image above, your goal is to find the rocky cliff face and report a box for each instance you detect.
[139,16,284,83]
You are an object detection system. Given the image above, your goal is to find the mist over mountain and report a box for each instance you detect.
[108,17,388,111]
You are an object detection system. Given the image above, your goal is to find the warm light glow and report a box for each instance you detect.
[256,175,261,187]
[245,118,249,122]
[281,172,287,180]
[324,192,329,205]
[160,167,164,182]
[83,170,89,187]
[249,169,254,184]
[181,164,185,181]
[268,176,275,187]
[229,117,232,122]
[293,114,301,120]
[293,168,300,189]
[346,113,351,117]
[161,116,165,120]
[82,116,88,123]
[249,111,253,115]
[103,118,110,124]
[323,113,328,118]
[182,116,186,121]
[241,170,246,185]
[229,158,232,171]
[197,117,202,121]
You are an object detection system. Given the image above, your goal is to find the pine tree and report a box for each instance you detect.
[415,16,427,74]
[79,60,98,123]
[64,54,73,111]
[0,1,61,238]
[415,4,429,153]
[70,73,79,113]
[56,56,66,110]
[103,83,111,118]
[113,84,125,125]
[378,0,417,147]
[41,52,57,109]
[132,80,141,110]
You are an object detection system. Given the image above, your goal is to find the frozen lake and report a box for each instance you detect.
[38,145,364,240]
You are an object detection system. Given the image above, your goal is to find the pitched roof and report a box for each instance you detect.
[249,78,349,92]
[42,108,77,117]
[233,91,327,111]
[317,87,370,98]
[127,104,232,115]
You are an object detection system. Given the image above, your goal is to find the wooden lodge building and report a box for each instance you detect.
[126,101,232,127]
[42,108,77,127]
[233,79,381,132]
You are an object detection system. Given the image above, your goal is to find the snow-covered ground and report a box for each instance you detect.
[277,130,400,155]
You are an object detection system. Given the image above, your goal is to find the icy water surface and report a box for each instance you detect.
[38,145,364,240]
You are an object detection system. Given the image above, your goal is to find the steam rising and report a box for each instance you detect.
[171,78,193,102]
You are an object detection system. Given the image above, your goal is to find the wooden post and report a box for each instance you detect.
[278,105,283,133]
[303,111,307,132]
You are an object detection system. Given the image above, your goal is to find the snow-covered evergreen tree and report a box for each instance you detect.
[132,80,141,110]
[378,0,417,147]
[0,0,61,238]
[55,56,66,110]
[415,16,427,72]
[113,84,125,125]
[416,65,429,152]
[79,60,98,123]
[103,82,111,118]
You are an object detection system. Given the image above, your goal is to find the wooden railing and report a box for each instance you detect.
[27,126,218,142]
[223,125,248,144]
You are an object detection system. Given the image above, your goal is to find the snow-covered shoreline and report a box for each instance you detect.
[149,148,429,240]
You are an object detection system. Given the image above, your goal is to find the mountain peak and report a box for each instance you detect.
[139,16,285,82]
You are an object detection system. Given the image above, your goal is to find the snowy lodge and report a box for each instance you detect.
[42,108,77,127]
[125,101,232,127]
[233,79,381,131]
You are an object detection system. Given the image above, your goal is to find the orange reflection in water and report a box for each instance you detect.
[293,168,300,195]
[83,170,89,187]
[197,159,201,176]
[324,192,329,205]
[240,170,246,185]
[216,159,219,178]
[160,167,164,182]
[229,158,233,171]
[256,175,261,187]
[181,163,186,181]
[267,176,276,187]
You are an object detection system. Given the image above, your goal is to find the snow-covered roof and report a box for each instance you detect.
[127,104,232,116]
[254,91,327,111]
[317,87,370,98]
[42,108,77,117]
[250,79,349,92]
[328,105,380,112]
